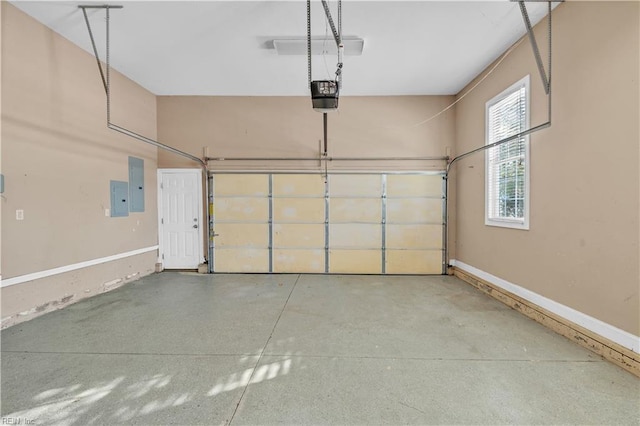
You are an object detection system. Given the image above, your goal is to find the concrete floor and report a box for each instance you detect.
[1,273,638,425]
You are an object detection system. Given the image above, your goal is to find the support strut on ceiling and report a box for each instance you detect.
[516,0,557,94]
[320,0,342,48]
[78,5,205,166]
[79,5,123,95]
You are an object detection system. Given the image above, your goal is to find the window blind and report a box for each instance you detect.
[486,84,527,221]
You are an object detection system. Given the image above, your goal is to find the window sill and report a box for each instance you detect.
[485,218,529,230]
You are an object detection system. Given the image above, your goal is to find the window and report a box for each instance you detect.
[485,75,530,229]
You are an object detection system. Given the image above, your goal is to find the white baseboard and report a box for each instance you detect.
[451,259,640,354]
[1,246,159,288]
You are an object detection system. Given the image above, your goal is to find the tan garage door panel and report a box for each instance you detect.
[273,198,325,223]
[214,224,269,247]
[330,198,381,223]
[273,249,324,273]
[330,224,381,249]
[386,224,442,249]
[387,198,443,223]
[330,175,382,197]
[211,173,444,275]
[215,248,269,272]
[385,250,442,274]
[387,175,442,197]
[273,224,325,248]
[330,250,381,274]
[272,174,325,197]
[214,174,269,196]
[214,198,269,222]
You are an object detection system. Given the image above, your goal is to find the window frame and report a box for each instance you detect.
[485,75,530,230]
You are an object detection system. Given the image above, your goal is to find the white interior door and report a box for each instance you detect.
[159,169,203,269]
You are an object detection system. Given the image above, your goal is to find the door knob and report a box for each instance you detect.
[193,224,198,229]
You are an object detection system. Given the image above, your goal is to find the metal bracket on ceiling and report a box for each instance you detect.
[78,5,123,96]
[515,0,558,95]
[320,0,342,48]
[308,0,344,89]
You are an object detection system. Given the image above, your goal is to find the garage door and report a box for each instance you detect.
[212,173,444,274]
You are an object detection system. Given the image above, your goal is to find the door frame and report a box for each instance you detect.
[157,168,204,268]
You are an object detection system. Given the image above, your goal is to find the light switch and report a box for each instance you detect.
[105,209,110,217]
[16,209,24,220]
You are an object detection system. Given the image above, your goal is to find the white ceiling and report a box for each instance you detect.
[9,1,555,96]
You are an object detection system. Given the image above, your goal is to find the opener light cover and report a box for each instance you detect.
[273,37,364,56]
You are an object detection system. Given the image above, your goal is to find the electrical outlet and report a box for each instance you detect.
[105,209,110,217]
[16,209,24,220]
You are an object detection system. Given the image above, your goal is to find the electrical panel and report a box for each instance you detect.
[110,180,129,217]
[128,156,144,212]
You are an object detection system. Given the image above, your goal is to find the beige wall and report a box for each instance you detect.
[157,95,455,171]
[1,3,158,324]
[454,1,639,335]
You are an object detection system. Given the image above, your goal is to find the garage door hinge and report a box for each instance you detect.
[162,253,164,260]
[161,218,164,224]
